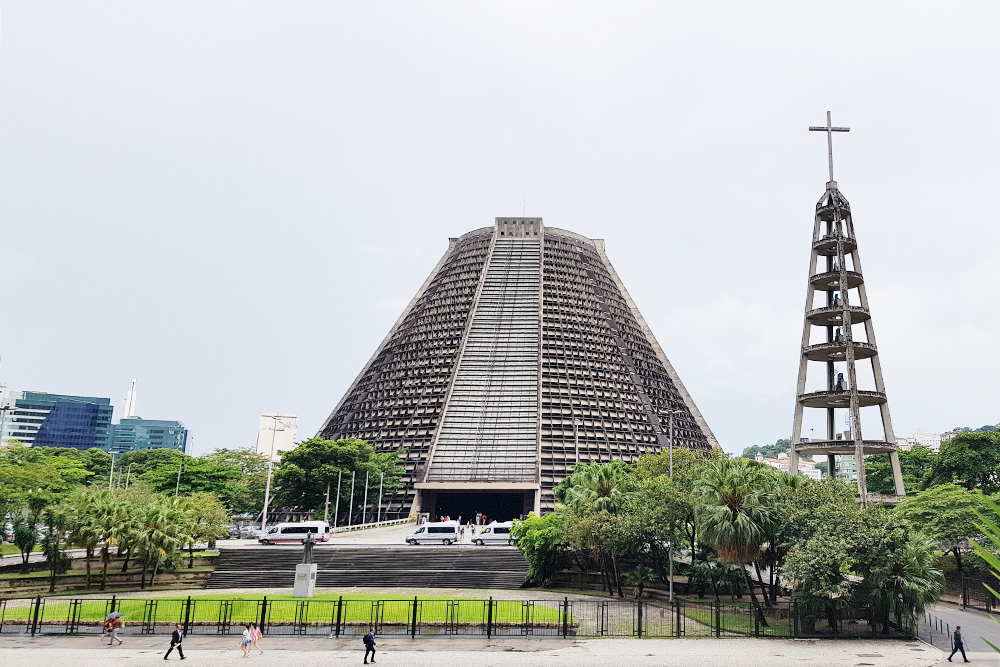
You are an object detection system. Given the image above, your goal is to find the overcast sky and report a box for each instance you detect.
[1,3,997,456]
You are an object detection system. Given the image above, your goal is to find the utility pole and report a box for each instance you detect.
[174,458,185,497]
[125,463,133,490]
[333,470,342,529]
[108,453,116,491]
[663,409,683,603]
[361,470,369,526]
[376,473,384,526]
[324,482,331,523]
[347,471,356,529]
[260,416,286,533]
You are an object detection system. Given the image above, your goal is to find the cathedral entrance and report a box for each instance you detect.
[424,491,529,523]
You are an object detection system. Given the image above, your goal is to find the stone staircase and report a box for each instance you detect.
[206,546,529,590]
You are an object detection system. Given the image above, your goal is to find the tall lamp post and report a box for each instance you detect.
[260,416,289,534]
[662,408,684,602]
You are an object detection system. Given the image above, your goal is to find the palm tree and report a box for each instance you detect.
[64,489,102,589]
[862,532,943,633]
[564,460,633,514]
[93,491,127,590]
[695,458,779,624]
[971,492,1000,653]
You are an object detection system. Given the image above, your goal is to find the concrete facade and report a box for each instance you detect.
[319,218,716,519]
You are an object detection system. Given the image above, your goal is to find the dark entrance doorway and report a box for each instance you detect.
[432,492,526,523]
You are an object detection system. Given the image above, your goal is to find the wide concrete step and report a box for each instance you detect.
[206,546,528,590]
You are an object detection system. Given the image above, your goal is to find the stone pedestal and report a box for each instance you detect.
[293,563,317,598]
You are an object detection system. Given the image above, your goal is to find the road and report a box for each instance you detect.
[926,603,1000,662]
[0,636,946,667]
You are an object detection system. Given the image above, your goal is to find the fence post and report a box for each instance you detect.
[792,601,798,638]
[754,603,760,638]
[182,596,192,637]
[487,597,493,639]
[562,597,569,638]
[411,596,418,639]
[715,600,721,638]
[259,596,268,634]
[335,596,343,638]
[674,598,681,638]
[110,595,117,614]
[29,596,42,637]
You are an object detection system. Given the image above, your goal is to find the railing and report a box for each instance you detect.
[330,518,413,535]
[0,595,915,640]
[916,611,952,651]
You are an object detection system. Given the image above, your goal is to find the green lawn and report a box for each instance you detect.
[681,601,792,637]
[1,544,41,556]
[0,594,568,626]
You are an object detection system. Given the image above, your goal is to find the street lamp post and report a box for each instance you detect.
[332,470,342,529]
[125,463,134,490]
[361,470,370,526]
[663,408,684,602]
[347,471,356,529]
[108,453,116,491]
[174,458,185,497]
[376,473,384,526]
[261,416,287,534]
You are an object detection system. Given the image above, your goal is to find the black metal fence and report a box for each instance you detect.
[0,595,915,640]
[962,577,997,614]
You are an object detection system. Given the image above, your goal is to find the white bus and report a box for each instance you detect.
[258,521,331,545]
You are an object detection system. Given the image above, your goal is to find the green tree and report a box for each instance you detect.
[40,506,70,593]
[12,517,36,573]
[895,483,998,574]
[183,491,230,567]
[926,432,1000,493]
[272,438,404,522]
[695,457,779,621]
[63,488,103,588]
[201,448,269,514]
[970,491,1000,653]
[138,454,246,510]
[511,511,568,587]
[740,438,792,460]
[864,446,936,494]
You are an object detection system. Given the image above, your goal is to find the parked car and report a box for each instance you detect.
[239,526,260,539]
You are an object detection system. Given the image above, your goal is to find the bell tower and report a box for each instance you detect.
[789,112,905,503]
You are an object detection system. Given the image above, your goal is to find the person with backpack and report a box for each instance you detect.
[164,623,185,660]
[949,625,970,662]
[363,626,377,664]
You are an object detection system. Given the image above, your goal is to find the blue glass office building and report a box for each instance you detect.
[109,416,188,454]
[0,391,114,450]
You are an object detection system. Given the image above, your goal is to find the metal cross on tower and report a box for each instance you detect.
[809,111,850,183]
[789,113,905,506]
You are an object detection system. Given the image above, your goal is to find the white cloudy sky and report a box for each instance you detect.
[1,3,996,455]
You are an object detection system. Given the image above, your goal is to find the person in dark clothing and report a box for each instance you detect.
[949,625,970,662]
[363,626,377,664]
[164,623,185,660]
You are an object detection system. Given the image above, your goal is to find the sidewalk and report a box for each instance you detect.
[0,635,947,667]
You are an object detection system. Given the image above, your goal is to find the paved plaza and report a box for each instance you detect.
[0,636,950,667]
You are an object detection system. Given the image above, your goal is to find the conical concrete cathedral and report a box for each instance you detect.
[320,218,717,520]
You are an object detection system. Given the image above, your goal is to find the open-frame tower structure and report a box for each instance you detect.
[789,112,905,502]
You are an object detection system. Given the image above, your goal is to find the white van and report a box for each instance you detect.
[405,522,460,545]
[472,521,515,546]
[258,521,331,545]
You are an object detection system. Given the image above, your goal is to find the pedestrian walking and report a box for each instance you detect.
[251,622,264,655]
[363,626,377,664]
[164,623,185,660]
[100,618,114,641]
[948,625,970,662]
[109,616,125,645]
[240,623,253,657]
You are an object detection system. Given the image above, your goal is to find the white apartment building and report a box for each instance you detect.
[912,428,942,452]
[256,413,298,461]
